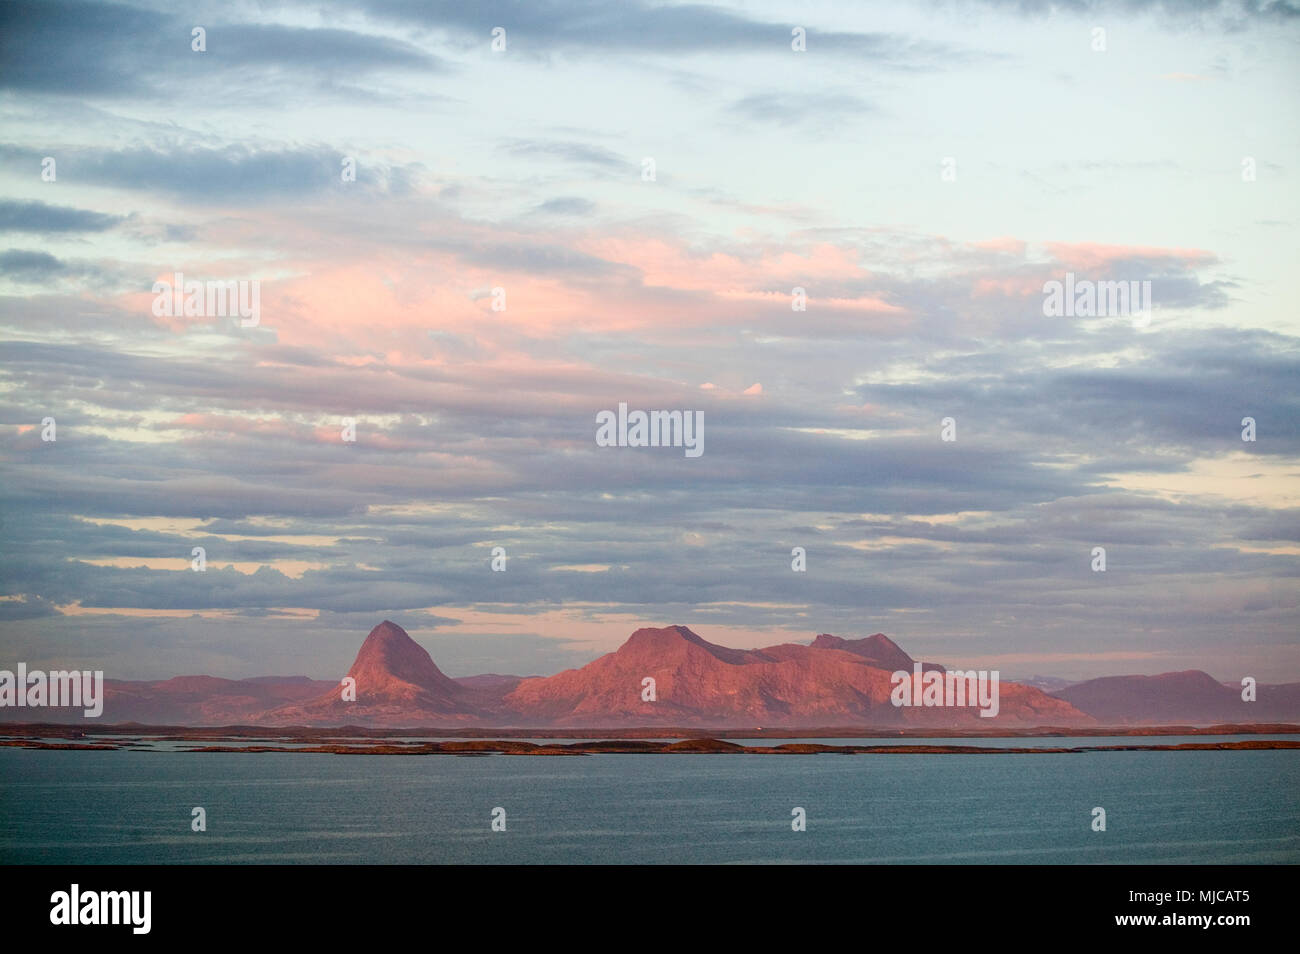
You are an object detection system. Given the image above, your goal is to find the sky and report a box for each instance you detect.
[0,0,1297,684]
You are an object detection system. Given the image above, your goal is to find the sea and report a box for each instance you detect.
[2,735,1297,864]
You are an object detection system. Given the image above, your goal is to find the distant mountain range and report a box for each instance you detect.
[1054,670,1300,724]
[5,620,1298,728]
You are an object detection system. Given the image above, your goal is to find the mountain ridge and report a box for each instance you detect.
[6,620,1296,728]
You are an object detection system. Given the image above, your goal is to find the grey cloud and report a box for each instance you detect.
[534,196,597,216]
[0,595,59,620]
[727,91,876,128]
[854,328,1300,455]
[0,200,127,233]
[0,0,443,98]
[954,0,1299,25]
[0,249,114,286]
[454,240,630,277]
[0,143,419,202]
[503,139,627,171]
[0,143,347,201]
[0,249,67,281]
[349,0,972,66]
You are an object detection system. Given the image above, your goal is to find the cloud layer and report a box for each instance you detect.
[0,0,1297,683]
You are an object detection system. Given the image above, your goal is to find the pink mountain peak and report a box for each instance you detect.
[621,625,761,665]
[347,620,459,694]
[809,632,943,672]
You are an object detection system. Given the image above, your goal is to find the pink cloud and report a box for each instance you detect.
[1044,241,1216,272]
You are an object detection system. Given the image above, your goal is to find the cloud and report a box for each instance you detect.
[0,200,127,233]
[534,196,597,216]
[853,328,1300,454]
[726,91,876,128]
[347,0,972,66]
[0,0,442,98]
[0,143,413,202]
[955,0,1299,26]
[0,248,69,281]
[503,139,627,171]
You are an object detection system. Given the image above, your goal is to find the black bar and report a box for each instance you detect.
[9,864,1289,940]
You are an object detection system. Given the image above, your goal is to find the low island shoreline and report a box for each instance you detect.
[2,722,1298,755]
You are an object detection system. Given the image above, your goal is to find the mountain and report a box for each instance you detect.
[9,620,1293,729]
[502,624,1083,728]
[261,620,484,725]
[0,675,337,725]
[1015,675,1075,693]
[1053,670,1300,724]
[809,632,944,672]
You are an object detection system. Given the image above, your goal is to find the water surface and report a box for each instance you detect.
[2,747,1296,863]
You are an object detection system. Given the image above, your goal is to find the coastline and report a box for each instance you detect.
[4,720,1298,740]
[3,722,1299,755]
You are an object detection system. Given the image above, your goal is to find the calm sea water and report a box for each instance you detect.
[2,745,1297,864]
